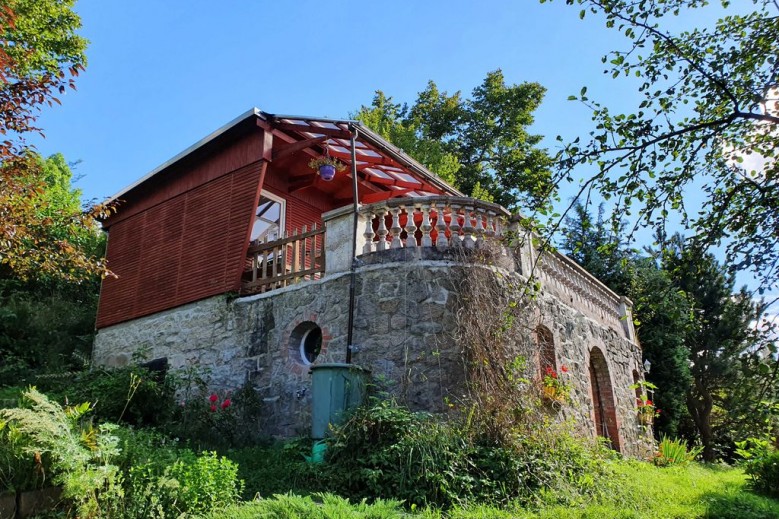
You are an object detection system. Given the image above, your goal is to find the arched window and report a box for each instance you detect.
[589,347,622,452]
[535,325,557,374]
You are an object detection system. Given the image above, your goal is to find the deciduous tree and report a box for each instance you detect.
[354,70,555,212]
[1,0,110,282]
[545,0,779,294]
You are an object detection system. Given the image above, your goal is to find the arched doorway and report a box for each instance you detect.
[589,347,621,452]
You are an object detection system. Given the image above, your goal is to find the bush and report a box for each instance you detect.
[114,427,243,518]
[225,439,322,499]
[324,398,611,509]
[737,437,779,497]
[37,365,176,428]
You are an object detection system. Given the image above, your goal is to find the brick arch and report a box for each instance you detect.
[589,346,622,452]
[535,325,557,374]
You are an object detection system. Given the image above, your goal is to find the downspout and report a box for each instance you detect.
[345,125,360,363]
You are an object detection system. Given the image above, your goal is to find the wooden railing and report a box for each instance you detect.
[359,196,511,253]
[241,225,325,294]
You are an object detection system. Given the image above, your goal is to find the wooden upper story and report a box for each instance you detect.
[96,109,459,328]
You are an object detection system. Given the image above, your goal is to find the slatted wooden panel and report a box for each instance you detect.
[96,163,262,328]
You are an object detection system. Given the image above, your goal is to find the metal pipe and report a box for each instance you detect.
[345,127,360,364]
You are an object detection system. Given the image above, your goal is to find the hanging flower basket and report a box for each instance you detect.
[308,156,346,182]
[639,409,654,425]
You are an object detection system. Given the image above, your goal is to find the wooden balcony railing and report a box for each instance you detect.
[241,225,325,294]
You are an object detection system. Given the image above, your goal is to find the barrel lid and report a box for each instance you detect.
[309,362,370,373]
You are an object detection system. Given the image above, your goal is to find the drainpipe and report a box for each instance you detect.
[345,125,360,363]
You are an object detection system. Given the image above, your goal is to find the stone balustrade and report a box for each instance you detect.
[534,247,636,341]
[359,196,512,253]
[322,195,637,344]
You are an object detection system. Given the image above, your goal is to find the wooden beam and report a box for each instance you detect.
[272,136,327,161]
[289,178,316,193]
[273,122,352,139]
[261,129,273,161]
[331,149,400,167]
[361,189,413,204]
[234,159,269,289]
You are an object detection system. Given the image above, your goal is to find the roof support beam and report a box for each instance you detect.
[272,136,327,161]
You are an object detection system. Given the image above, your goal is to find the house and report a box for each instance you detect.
[92,108,651,456]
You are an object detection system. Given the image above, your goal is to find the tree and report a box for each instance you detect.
[354,70,555,212]
[662,234,775,460]
[0,154,104,384]
[1,0,110,282]
[545,0,779,294]
[560,203,693,437]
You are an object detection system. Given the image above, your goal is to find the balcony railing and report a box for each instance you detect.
[358,196,511,253]
[241,224,325,294]
[240,195,636,343]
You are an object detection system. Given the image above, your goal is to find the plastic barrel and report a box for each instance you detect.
[310,363,370,439]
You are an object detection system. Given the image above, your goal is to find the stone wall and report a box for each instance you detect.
[93,257,652,456]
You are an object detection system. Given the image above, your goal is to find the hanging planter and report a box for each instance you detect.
[308,156,346,182]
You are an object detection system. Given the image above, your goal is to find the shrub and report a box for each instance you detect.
[737,437,779,497]
[37,365,176,428]
[0,388,123,518]
[225,439,322,499]
[653,436,703,467]
[324,398,611,509]
[114,427,243,517]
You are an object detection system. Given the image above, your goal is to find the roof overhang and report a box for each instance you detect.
[106,107,462,205]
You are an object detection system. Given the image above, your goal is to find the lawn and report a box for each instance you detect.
[214,462,779,519]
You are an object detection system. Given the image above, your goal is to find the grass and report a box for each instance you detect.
[212,462,779,519]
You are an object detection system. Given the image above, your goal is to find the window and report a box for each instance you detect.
[251,193,285,242]
[290,321,323,365]
[535,325,556,373]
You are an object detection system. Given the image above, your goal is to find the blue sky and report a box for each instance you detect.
[32,1,768,296]
[35,1,633,202]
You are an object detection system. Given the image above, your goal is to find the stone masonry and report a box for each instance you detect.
[93,250,652,457]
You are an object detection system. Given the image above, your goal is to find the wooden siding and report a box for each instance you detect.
[96,163,262,328]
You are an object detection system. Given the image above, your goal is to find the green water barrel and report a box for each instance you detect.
[310,363,370,439]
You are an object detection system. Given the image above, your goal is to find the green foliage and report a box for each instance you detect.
[0,388,123,518]
[354,70,554,212]
[37,365,176,428]
[324,398,612,509]
[546,0,779,293]
[652,436,703,467]
[164,375,266,449]
[0,153,105,385]
[736,436,779,497]
[225,440,323,499]
[211,492,405,519]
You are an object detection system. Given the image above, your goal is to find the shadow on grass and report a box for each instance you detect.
[701,484,779,519]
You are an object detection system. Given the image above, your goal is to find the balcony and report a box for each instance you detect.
[241,195,636,343]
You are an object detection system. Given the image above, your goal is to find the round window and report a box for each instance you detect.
[300,326,322,364]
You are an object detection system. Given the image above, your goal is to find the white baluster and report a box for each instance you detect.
[462,205,475,248]
[390,206,403,249]
[363,211,375,254]
[434,201,449,249]
[474,208,485,248]
[449,203,461,246]
[376,207,389,251]
[420,204,433,247]
[485,211,495,240]
[402,205,417,248]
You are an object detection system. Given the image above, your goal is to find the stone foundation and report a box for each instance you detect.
[93,258,652,457]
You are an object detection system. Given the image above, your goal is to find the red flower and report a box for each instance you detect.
[645,400,653,406]
[545,367,554,375]
[656,409,661,414]
[209,393,218,403]
[551,371,558,379]
[561,365,569,373]
[209,404,217,412]
[221,398,231,409]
